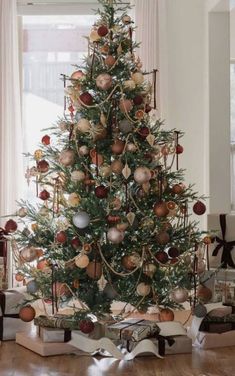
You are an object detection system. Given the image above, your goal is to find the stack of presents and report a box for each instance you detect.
[1,214,235,358]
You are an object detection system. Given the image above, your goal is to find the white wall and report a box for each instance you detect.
[231,8,235,59]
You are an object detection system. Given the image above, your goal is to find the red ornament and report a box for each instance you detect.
[79,92,93,106]
[41,135,50,145]
[155,251,169,264]
[37,160,49,173]
[133,95,144,105]
[71,237,81,249]
[168,247,180,258]
[95,185,108,199]
[19,305,36,322]
[176,144,184,154]
[97,25,109,37]
[5,219,17,233]
[138,126,150,140]
[37,259,48,270]
[55,231,67,244]
[145,104,152,113]
[79,319,95,334]
[193,201,206,216]
[107,215,120,224]
[39,189,50,201]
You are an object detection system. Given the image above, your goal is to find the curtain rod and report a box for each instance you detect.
[18,1,129,5]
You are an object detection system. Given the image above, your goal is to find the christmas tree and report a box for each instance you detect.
[6,0,207,322]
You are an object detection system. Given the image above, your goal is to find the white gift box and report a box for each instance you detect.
[0,287,31,340]
[208,214,235,269]
[36,326,71,343]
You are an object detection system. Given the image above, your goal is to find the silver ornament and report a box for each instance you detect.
[26,280,39,294]
[171,287,189,303]
[107,227,124,244]
[73,211,90,229]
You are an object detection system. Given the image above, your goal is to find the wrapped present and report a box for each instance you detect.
[105,318,160,342]
[194,330,235,349]
[34,314,81,330]
[37,326,71,343]
[208,214,235,269]
[0,287,31,340]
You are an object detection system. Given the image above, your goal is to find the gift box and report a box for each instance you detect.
[208,214,235,269]
[34,314,81,330]
[37,326,71,343]
[0,287,31,340]
[194,330,235,349]
[105,318,160,342]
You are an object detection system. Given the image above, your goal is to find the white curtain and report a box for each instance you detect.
[0,0,23,222]
[131,0,160,113]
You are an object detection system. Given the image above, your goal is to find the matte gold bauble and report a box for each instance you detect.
[75,254,90,269]
[111,139,125,155]
[132,72,144,85]
[86,261,102,279]
[59,149,75,167]
[159,308,175,322]
[68,193,81,207]
[96,73,113,90]
[77,118,91,133]
[134,166,151,184]
[111,159,124,174]
[71,170,86,182]
[100,164,112,177]
[153,202,169,217]
[136,282,151,296]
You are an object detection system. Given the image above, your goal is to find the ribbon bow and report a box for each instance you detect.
[212,214,235,268]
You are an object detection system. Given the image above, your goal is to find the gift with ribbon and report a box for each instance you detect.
[0,228,8,286]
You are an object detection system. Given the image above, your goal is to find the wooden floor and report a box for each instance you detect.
[1,341,235,376]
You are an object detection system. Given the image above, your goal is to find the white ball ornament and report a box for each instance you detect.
[59,149,75,167]
[71,170,86,182]
[17,207,28,218]
[75,254,90,269]
[107,227,124,244]
[96,73,113,90]
[171,288,189,303]
[132,72,144,85]
[73,211,90,229]
[136,283,151,296]
[77,119,91,133]
[134,167,152,184]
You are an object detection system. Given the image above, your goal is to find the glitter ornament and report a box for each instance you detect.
[111,159,124,174]
[133,95,143,105]
[96,73,112,90]
[100,164,112,177]
[73,211,90,229]
[155,251,169,264]
[77,118,91,133]
[17,207,28,218]
[143,263,157,278]
[107,227,124,244]
[79,319,95,334]
[126,143,137,152]
[68,192,81,207]
[97,25,109,37]
[156,231,170,245]
[79,92,93,106]
[194,303,207,318]
[71,237,81,249]
[39,190,50,201]
[59,149,75,167]
[172,184,184,194]
[20,247,38,262]
[71,170,86,182]
[123,80,136,90]
[55,231,67,244]
[122,252,141,270]
[95,185,108,199]
[78,145,89,156]
[193,201,206,215]
[136,283,151,296]
[37,160,49,173]
[34,149,43,160]
[134,166,151,184]
[118,119,133,134]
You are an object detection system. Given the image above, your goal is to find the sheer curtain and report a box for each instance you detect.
[0,0,23,222]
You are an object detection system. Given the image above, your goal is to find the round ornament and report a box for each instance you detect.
[126,143,137,152]
[71,70,84,80]
[168,247,180,258]
[55,231,67,244]
[171,288,189,303]
[134,166,151,184]
[138,126,150,139]
[5,219,17,233]
[97,25,109,37]
[143,263,157,278]
[135,110,145,120]
[79,319,95,334]
[123,80,136,90]
[39,189,50,201]
[19,306,36,322]
[193,201,206,216]
[78,145,89,156]
[75,254,90,269]
[156,231,170,245]
[17,207,28,218]
[111,159,124,174]
[41,135,50,145]
[136,282,151,296]
[73,211,90,229]
[153,202,169,217]
[104,284,118,299]
[89,30,101,43]
[172,184,184,195]
[118,119,133,134]
[21,247,38,262]
[34,149,43,160]
[155,251,169,264]
[194,303,207,318]
[79,92,93,106]
[37,259,49,270]
[122,15,131,24]
[100,164,112,177]
[111,139,125,155]
[119,99,133,113]
[59,149,75,167]
[132,72,144,85]
[73,280,80,289]
[86,261,102,279]
[67,192,80,207]
[15,273,24,282]
[197,285,212,303]
[95,185,108,199]
[96,73,112,90]
[107,227,124,244]
[176,144,184,154]
[71,170,86,182]
[58,121,68,132]
[26,280,39,294]
[37,160,49,173]
[159,308,175,322]
[122,252,141,270]
[77,119,91,133]
[71,237,81,249]
[133,95,143,105]
[105,55,116,67]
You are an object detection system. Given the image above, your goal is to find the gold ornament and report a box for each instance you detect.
[77,119,91,133]
[59,149,75,167]
[100,164,112,177]
[34,149,43,161]
[136,282,151,296]
[123,80,136,90]
[78,145,89,156]
[75,254,90,269]
[71,170,86,182]
[67,193,81,207]
[132,72,144,85]
[126,143,137,152]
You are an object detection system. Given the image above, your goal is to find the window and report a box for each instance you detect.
[231,62,235,210]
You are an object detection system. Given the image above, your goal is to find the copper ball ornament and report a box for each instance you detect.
[197,285,212,303]
[86,261,102,279]
[96,73,112,90]
[19,306,36,322]
[105,55,116,67]
[97,25,109,37]
[193,201,206,216]
[159,308,175,322]
[41,134,50,145]
[134,166,151,184]
[95,185,108,199]
[79,92,93,106]
[5,219,17,233]
[153,202,169,217]
[111,159,124,174]
[75,254,90,269]
[168,247,180,258]
[156,231,170,245]
[172,184,184,195]
[55,231,67,244]
[111,139,125,155]
[155,251,169,264]
[107,227,124,244]
[59,149,75,167]
[122,252,141,270]
[136,282,151,296]
[171,288,189,303]
[119,99,133,113]
[39,189,50,201]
